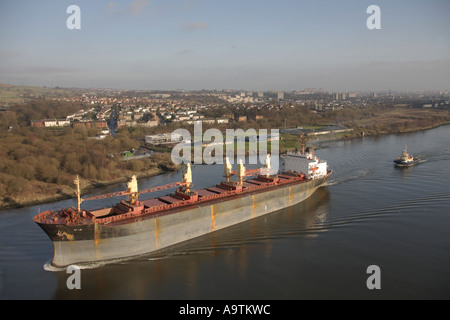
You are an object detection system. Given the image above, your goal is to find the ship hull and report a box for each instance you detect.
[394,159,417,167]
[38,173,330,267]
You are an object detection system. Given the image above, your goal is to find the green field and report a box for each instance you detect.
[0,84,80,104]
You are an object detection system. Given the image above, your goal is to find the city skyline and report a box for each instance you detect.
[1,0,449,92]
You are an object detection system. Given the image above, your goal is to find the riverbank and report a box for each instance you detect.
[0,166,179,210]
[1,106,449,210]
[305,122,450,152]
[306,107,450,147]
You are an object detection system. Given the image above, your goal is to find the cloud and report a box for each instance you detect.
[105,2,119,14]
[181,22,209,31]
[105,1,153,16]
[365,59,450,68]
[178,49,195,55]
[0,50,22,58]
[105,1,203,18]
[181,0,203,12]
[24,66,80,74]
[128,0,152,15]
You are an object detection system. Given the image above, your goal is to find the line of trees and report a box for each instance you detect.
[0,100,84,129]
[0,128,180,207]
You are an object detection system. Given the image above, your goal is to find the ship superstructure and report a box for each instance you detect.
[282,148,328,180]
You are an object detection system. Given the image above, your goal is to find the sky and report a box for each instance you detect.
[0,0,449,92]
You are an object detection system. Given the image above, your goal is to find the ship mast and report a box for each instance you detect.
[74,175,83,212]
[301,134,306,155]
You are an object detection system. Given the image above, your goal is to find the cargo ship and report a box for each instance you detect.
[34,149,331,267]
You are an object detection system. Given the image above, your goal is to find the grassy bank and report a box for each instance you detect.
[306,108,450,146]
[0,166,180,210]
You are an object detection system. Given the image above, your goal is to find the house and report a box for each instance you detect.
[73,120,108,128]
[30,120,44,127]
[30,119,71,127]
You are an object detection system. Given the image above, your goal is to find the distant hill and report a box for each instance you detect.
[0,84,81,104]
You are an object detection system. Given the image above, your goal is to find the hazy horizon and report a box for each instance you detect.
[1,0,449,92]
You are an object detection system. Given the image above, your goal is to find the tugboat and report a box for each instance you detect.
[394,146,417,167]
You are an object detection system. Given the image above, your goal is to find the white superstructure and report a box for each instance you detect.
[281,149,328,179]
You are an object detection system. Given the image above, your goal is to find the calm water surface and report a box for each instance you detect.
[1,125,450,299]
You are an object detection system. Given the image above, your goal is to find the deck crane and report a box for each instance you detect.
[74,176,187,211]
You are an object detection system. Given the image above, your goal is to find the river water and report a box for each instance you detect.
[1,125,450,300]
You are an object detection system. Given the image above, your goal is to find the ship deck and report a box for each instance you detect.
[34,171,332,227]
[92,173,311,226]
